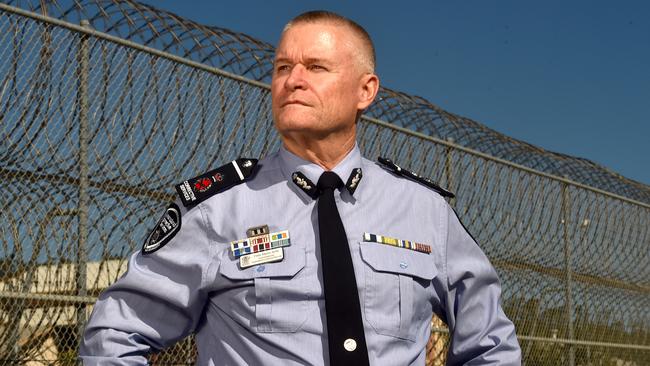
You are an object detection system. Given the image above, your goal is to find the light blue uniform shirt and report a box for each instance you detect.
[80,144,521,365]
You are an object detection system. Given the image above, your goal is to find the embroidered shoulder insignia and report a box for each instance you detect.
[175,158,258,207]
[143,203,181,255]
[377,157,455,198]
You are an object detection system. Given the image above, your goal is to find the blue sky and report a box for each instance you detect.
[142,1,650,185]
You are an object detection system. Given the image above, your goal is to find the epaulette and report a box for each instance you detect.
[175,158,258,207]
[377,157,455,198]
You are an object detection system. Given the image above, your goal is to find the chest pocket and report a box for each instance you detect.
[218,242,308,333]
[360,241,437,341]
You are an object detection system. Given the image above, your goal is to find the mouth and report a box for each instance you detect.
[282,100,310,107]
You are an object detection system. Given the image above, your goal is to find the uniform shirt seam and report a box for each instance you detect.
[257,162,283,175]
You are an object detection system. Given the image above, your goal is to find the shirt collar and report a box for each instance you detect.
[279,143,363,200]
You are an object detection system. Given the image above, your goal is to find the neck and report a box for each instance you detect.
[282,131,356,170]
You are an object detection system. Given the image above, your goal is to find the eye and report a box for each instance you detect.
[275,64,291,73]
[308,64,327,72]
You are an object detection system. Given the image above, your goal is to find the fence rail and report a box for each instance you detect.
[0,2,648,365]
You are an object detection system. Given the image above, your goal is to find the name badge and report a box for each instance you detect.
[240,247,284,268]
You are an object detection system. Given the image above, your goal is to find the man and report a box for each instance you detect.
[80,11,521,365]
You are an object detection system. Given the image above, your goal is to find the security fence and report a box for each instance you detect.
[0,1,648,365]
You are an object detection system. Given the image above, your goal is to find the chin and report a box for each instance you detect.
[274,114,319,134]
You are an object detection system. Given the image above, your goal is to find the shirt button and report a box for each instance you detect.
[399,262,408,269]
[256,265,265,273]
[343,338,357,352]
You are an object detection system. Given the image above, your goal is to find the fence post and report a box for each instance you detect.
[561,180,576,366]
[76,19,91,348]
[445,137,455,204]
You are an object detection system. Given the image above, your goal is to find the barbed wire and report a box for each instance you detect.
[5,0,649,203]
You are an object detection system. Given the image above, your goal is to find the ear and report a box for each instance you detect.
[356,73,380,111]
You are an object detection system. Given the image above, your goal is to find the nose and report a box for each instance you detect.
[285,64,307,91]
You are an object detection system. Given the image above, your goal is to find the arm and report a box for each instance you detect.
[79,202,215,365]
[442,203,521,365]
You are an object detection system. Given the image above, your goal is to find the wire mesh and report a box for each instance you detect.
[0,1,648,365]
[4,0,647,205]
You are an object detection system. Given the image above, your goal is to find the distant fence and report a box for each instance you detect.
[0,2,648,365]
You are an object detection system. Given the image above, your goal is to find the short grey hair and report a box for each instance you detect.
[282,10,376,73]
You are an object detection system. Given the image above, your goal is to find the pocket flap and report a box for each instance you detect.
[220,244,306,280]
[360,241,437,280]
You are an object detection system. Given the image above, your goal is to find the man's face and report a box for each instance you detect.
[271,22,369,139]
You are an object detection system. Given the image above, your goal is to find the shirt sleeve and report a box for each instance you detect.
[442,203,522,365]
[79,202,215,365]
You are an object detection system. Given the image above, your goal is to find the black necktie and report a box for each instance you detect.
[316,171,369,365]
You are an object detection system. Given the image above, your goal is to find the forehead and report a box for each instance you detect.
[276,22,357,59]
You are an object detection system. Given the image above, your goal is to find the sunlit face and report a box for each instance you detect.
[271,22,371,140]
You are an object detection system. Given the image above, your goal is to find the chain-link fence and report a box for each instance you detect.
[0,1,648,365]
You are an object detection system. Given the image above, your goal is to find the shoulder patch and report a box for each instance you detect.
[377,157,455,198]
[175,158,258,207]
[143,203,181,255]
